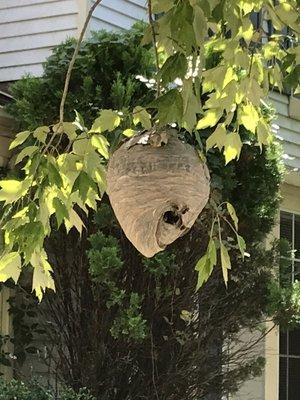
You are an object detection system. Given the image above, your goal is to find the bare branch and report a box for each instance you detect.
[147,0,161,98]
[59,0,104,124]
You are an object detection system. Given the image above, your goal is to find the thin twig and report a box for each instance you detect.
[59,0,103,124]
[147,0,161,98]
[150,326,160,400]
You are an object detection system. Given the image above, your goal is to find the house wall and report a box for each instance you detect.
[0,0,147,83]
[232,182,300,400]
[269,92,300,172]
[0,288,13,380]
[89,0,146,32]
[0,0,79,81]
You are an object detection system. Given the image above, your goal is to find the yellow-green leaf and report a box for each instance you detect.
[257,120,272,148]
[180,309,192,322]
[31,251,55,301]
[237,234,246,258]
[0,179,31,204]
[65,208,84,235]
[224,132,242,164]
[220,242,231,287]
[15,146,38,165]
[237,17,254,42]
[133,106,152,130]
[226,202,238,230]
[9,131,31,150]
[90,110,121,133]
[0,252,21,283]
[123,128,136,137]
[206,124,227,152]
[33,126,49,144]
[91,134,109,159]
[196,109,222,130]
[237,103,259,133]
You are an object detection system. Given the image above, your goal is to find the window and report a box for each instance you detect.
[279,211,300,400]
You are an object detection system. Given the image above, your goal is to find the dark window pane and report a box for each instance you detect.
[294,261,300,281]
[280,211,293,243]
[294,215,300,260]
[289,329,300,356]
[289,358,300,400]
[280,330,288,354]
[279,356,287,400]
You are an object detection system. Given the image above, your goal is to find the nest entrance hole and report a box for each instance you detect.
[163,210,181,225]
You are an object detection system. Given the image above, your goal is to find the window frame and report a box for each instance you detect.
[279,209,300,400]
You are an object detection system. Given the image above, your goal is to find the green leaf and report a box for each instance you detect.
[15,146,38,165]
[197,109,223,130]
[53,122,77,141]
[160,53,188,85]
[207,238,217,266]
[133,106,152,130]
[72,171,98,202]
[224,132,242,164]
[91,134,109,159]
[171,2,196,54]
[152,0,173,13]
[226,202,238,230]
[150,89,183,126]
[193,4,207,46]
[195,254,209,290]
[195,238,216,290]
[33,126,49,144]
[72,134,93,156]
[52,197,69,228]
[181,79,201,132]
[0,252,21,283]
[220,242,231,287]
[47,161,63,187]
[274,2,298,27]
[31,251,55,301]
[90,109,121,133]
[9,131,31,150]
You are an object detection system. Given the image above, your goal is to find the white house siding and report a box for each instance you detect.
[269,91,300,171]
[89,0,146,32]
[0,0,78,81]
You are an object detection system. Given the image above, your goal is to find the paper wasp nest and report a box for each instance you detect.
[107,129,210,257]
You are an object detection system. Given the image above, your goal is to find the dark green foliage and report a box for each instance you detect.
[230,143,284,242]
[87,228,146,340]
[0,379,95,400]
[6,23,154,130]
